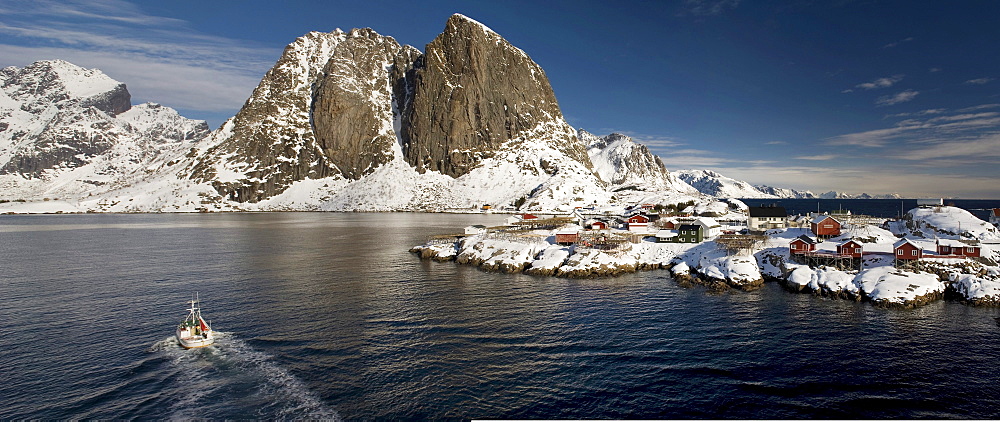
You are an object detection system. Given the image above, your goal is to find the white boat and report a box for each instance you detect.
[176,296,214,349]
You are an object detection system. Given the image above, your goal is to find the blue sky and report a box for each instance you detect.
[2,0,999,198]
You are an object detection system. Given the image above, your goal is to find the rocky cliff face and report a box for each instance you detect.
[188,30,348,202]
[400,14,589,177]
[312,29,420,180]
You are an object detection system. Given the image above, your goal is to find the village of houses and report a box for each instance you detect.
[412,199,1000,308]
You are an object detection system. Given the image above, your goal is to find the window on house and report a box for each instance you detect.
[855,248,861,254]
[897,250,903,255]
[912,250,917,256]
[967,247,974,253]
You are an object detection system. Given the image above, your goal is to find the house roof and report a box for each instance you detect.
[748,206,787,217]
[694,217,721,228]
[678,224,701,231]
[893,238,920,249]
[655,230,677,238]
[840,239,862,246]
[938,239,980,248]
[792,234,817,244]
[811,214,840,225]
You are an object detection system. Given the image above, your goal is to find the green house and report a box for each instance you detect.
[676,224,703,243]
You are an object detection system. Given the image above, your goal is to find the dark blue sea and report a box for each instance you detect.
[741,198,1000,221]
[3,212,1000,420]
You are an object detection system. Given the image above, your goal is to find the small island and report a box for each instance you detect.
[413,200,1000,308]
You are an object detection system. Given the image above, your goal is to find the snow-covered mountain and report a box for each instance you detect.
[674,169,814,198]
[0,16,730,213]
[818,191,903,199]
[0,60,209,201]
[581,130,696,193]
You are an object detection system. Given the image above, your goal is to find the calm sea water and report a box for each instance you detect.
[740,198,1000,221]
[3,211,1000,420]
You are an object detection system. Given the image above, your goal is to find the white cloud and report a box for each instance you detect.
[679,0,741,16]
[965,77,994,85]
[852,74,905,91]
[876,89,919,106]
[795,154,837,161]
[957,104,1000,112]
[882,37,914,49]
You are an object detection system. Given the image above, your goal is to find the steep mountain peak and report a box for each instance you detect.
[401,14,586,177]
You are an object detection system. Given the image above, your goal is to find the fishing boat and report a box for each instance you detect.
[176,296,214,349]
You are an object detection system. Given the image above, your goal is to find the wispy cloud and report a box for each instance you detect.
[846,74,905,93]
[965,77,995,85]
[876,89,919,106]
[957,104,1000,112]
[764,141,788,145]
[887,108,946,118]
[795,154,837,161]
[0,0,277,115]
[882,37,914,49]
[678,0,741,16]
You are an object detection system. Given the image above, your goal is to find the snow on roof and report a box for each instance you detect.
[938,239,979,248]
[656,230,677,238]
[811,214,839,225]
[694,217,721,227]
[893,238,920,249]
[792,234,817,244]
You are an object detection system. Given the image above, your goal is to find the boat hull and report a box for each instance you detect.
[176,329,215,349]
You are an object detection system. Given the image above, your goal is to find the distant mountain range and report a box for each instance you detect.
[0,15,900,213]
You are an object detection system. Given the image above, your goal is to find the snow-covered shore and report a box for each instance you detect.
[412,206,1000,308]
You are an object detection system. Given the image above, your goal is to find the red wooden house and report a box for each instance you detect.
[811,215,842,237]
[837,240,863,258]
[936,239,981,258]
[894,239,923,261]
[590,220,608,230]
[626,214,651,232]
[789,235,818,254]
[556,228,580,245]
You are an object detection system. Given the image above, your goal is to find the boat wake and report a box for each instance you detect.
[150,332,340,420]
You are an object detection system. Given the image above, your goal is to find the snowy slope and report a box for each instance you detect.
[0,60,209,203]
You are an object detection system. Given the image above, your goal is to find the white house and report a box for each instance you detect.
[693,217,722,238]
[748,206,787,231]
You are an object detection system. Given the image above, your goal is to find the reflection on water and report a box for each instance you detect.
[1,212,999,419]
